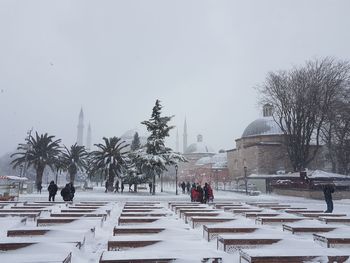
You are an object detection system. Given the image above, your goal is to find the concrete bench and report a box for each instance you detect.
[113,226,165,235]
[37,217,104,226]
[120,213,167,217]
[217,235,281,252]
[189,216,235,228]
[80,201,110,205]
[7,228,51,237]
[282,224,337,234]
[297,212,347,218]
[123,206,163,210]
[285,209,322,214]
[170,203,202,211]
[319,217,350,224]
[126,202,160,205]
[239,248,350,263]
[246,202,279,206]
[24,203,54,207]
[168,201,200,209]
[230,209,263,214]
[268,206,294,210]
[215,204,244,209]
[0,212,39,219]
[50,213,107,219]
[118,217,161,225]
[0,252,72,263]
[314,233,350,248]
[244,213,280,218]
[108,237,161,250]
[122,209,154,212]
[203,225,257,241]
[256,204,289,208]
[99,251,176,263]
[75,203,105,207]
[61,209,96,213]
[183,211,220,223]
[68,206,99,209]
[0,209,44,213]
[256,216,307,225]
[178,208,216,218]
[174,206,208,213]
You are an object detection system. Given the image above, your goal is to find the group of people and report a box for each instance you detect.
[47,181,75,202]
[190,182,214,203]
[105,180,125,193]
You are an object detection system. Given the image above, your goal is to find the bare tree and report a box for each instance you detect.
[259,58,350,172]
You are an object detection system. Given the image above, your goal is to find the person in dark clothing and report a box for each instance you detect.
[121,182,124,193]
[37,182,42,194]
[197,185,204,203]
[203,183,209,203]
[105,181,109,193]
[114,181,119,193]
[47,181,58,202]
[60,184,71,201]
[186,182,191,194]
[181,181,186,194]
[148,182,152,194]
[323,184,335,213]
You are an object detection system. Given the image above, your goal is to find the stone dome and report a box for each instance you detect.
[185,134,215,154]
[242,117,283,138]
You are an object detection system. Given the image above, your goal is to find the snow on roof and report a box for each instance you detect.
[248,170,350,180]
[242,116,283,138]
[195,152,227,168]
[307,170,350,179]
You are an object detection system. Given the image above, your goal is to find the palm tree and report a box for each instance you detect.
[61,143,88,184]
[11,132,61,191]
[89,137,129,191]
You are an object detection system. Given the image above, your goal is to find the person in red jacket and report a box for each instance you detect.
[207,184,214,203]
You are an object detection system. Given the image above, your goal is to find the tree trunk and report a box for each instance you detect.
[35,165,45,192]
[107,168,115,192]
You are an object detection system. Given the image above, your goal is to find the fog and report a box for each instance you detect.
[1,0,350,155]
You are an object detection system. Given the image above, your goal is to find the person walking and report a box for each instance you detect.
[186,182,191,194]
[207,183,214,203]
[148,182,152,194]
[68,182,75,201]
[114,180,119,193]
[197,184,204,203]
[121,181,124,193]
[323,184,335,213]
[181,181,186,194]
[203,183,209,203]
[60,184,71,201]
[47,181,58,202]
[105,181,109,193]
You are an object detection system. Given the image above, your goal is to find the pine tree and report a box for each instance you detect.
[139,99,186,195]
[130,132,141,151]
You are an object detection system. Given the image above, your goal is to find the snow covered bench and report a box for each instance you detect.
[0,212,40,219]
[37,217,104,226]
[314,233,350,248]
[203,225,258,241]
[230,209,263,214]
[282,224,337,234]
[297,212,347,218]
[256,216,308,225]
[113,226,165,235]
[256,204,290,208]
[99,251,176,263]
[168,201,199,209]
[177,207,215,216]
[189,216,236,228]
[239,248,350,263]
[183,211,220,223]
[7,228,51,237]
[126,201,160,205]
[217,234,281,252]
[319,217,350,224]
[0,209,44,213]
[244,212,280,218]
[108,236,161,250]
[10,206,52,211]
[122,208,155,212]
[246,202,279,206]
[285,209,321,214]
[123,206,163,210]
[214,204,244,209]
[50,213,107,220]
[61,209,95,213]
[120,212,167,217]
[0,252,72,263]
[175,205,208,214]
[118,217,161,225]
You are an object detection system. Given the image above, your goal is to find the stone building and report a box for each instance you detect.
[227,104,326,179]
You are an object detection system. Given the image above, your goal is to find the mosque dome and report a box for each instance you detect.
[242,116,283,138]
[185,134,215,154]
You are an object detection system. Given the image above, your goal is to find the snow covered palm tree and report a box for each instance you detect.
[61,143,88,184]
[11,132,62,191]
[89,137,129,191]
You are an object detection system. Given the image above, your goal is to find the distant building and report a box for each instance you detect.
[227,104,326,179]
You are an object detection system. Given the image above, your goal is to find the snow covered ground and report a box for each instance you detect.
[0,189,349,262]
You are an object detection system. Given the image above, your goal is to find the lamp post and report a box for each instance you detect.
[175,164,178,195]
[244,166,248,195]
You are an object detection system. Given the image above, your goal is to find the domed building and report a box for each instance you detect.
[227,104,325,178]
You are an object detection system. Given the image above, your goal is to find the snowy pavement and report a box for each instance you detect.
[0,189,349,262]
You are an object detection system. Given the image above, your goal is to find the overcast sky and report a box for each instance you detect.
[1,0,350,156]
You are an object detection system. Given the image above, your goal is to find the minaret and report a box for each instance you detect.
[77,108,84,146]
[183,118,188,153]
[176,129,179,152]
[86,123,92,151]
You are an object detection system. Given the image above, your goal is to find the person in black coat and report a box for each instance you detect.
[47,181,58,202]
[61,184,71,201]
[323,184,335,213]
[121,181,124,193]
[68,183,75,201]
[114,180,119,193]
